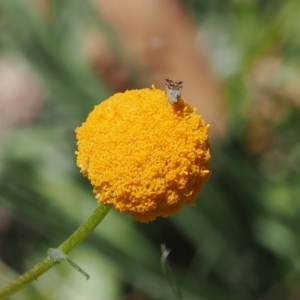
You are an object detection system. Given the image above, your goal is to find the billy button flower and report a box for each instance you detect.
[0,80,211,298]
[75,80,211,222]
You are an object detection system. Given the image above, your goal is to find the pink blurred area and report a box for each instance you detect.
[0,59,43,139]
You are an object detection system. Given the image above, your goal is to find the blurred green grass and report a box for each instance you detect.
[0,1,300,299]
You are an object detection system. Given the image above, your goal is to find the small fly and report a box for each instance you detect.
[165,78,183,105]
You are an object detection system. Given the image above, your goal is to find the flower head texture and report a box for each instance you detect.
[75,85,211,222]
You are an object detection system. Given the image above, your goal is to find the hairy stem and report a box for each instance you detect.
[0,204,111,300]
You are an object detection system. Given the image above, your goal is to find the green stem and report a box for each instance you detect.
[0,204,111,300]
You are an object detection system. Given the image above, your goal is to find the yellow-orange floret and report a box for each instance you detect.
[75,86,211,222]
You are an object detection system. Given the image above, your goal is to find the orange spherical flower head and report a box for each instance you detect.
[75,82,211,222]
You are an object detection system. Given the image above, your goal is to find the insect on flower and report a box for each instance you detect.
[75,84,211,222]
[165,78,183,105]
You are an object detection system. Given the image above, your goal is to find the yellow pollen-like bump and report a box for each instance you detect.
[75,87,211,222]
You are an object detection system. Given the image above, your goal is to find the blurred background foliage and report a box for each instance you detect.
[0,0,300,299]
